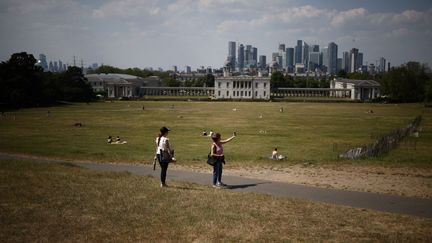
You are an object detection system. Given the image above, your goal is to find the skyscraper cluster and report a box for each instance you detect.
[227,40,388,76]
[227,41,259,72]
[38,54,68,73]
[37,53,99,74]
[272,40,339,75]
[341,48,364,73]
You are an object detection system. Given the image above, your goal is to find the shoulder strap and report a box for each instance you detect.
[157,136,162,146]
[211,142,217,154]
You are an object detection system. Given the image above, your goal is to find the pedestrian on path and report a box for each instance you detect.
[155,126,174,188]
[210,132,236,188]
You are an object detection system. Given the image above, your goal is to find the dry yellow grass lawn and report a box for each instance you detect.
[1,160,431,242]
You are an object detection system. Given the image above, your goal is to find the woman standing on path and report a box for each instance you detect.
[210,132,236,188]
[155,127,174,188]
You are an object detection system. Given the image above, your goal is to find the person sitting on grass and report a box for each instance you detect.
[271,148,285,160]
[115,136,127,144]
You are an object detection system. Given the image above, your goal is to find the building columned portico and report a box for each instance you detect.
[331,79,380,101]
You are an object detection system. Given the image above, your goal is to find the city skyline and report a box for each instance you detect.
[0,0,431,71]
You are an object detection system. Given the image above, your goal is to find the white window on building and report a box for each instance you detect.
[255,91,258,97]
[255,83,258,88]
[264,83,267,88]
[226,91,229,96]
[218,82,221,88]
[248,91,251,96]
[264,91,266,97]
[227,82,230,88]
[241,91,243,96]
[218,90,221,96]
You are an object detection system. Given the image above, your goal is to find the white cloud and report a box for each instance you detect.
[1,0,79,14]
[385,27,411,38]
[92,0,161,19]
[331,8,367,27]
[217,18,265,33]
[368,9,432,27]
[277,5,332,23]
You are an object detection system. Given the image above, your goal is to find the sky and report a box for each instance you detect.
[0,0,431,71]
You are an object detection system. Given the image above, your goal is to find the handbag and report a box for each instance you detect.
[207,153,217,166]
[160,150,172,163]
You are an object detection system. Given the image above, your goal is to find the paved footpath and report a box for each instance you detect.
[1,153,432,218]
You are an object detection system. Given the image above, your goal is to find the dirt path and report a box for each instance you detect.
[1,152,431,199]
[182,164,432,199]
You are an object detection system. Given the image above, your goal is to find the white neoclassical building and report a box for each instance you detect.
[214,76,270,100]
[331,79,380,101]
[86,73,162,98]
[214,60,271,100]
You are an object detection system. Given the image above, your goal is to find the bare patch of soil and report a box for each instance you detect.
[230,165,432,198]
[183,164,432,199]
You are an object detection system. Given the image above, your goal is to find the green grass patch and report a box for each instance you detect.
[0,101,430,167]
[1,160,431,242]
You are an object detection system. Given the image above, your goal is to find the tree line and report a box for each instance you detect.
[2,52,430,107]
[0,52,95,108]
[270,61,432,102]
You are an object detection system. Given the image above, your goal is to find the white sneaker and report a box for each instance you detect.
[219,182,228,187]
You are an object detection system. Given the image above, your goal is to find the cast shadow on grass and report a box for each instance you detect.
[227,182,269,189]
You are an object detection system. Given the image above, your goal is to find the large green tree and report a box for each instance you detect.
[0,52,96,108]
[58,66,95,102]
[0,52,44,107]
[270,71,290,88]
[380,62,430,102]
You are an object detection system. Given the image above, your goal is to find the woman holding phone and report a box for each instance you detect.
[210,132,236,188]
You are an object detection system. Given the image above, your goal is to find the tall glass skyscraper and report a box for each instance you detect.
[321,46,328,69]
[245,45,252,68]
[295,40,303,64]
[379,57,386,73]
[350,48,359,72]
[237,44,244,71]
[258,55,266,69]
[357,53,363,69]
[286,48,294,70]
[328,42,338,75]
[228,41,236,70]
[252,47,258,68]
[39,54,48,71]
[342,51,350,72]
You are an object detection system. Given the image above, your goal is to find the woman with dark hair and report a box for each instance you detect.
[155,126,174,187]
[210,132,236,188]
